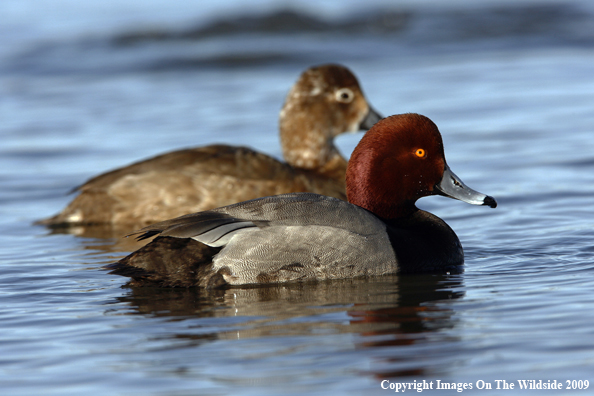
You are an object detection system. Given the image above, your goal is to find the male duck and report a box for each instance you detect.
[107,113,497,287]
[39,64,381,227]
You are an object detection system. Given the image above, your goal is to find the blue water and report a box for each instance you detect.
[2,1,594,395]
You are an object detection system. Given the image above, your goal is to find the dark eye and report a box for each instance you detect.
[335,88,354,103]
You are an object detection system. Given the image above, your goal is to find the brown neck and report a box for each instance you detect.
[280,118,347,180]
[311,152,347,180]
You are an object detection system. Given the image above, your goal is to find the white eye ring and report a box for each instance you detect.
[335,88,355,103]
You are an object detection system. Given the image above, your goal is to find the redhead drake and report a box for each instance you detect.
[39,64,381,227]
[107,113,497,287]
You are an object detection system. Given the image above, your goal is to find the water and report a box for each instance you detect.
[2,0,594,394]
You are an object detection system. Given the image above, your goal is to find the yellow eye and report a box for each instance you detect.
[415,148,426,158]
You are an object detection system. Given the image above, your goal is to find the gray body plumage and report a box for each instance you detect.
[132,193,398,285]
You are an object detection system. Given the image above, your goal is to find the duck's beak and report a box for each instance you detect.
[435,165,497,208]
[359,106,383,131]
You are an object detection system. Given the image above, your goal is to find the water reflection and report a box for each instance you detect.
[112,275,464,377]
[43,223,151,253]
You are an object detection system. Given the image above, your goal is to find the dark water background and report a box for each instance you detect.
[2,0,594,394]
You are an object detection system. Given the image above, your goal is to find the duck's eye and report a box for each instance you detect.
[335,88,354,103]
[415,148,426,158]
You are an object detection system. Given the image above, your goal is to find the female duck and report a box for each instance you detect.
[107,113,497,288]
[40,64,381,227]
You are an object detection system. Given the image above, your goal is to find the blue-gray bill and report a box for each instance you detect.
[435,165,497,208]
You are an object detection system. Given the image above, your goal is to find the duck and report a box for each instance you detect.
[39,64,382,227]
[106,113,497,288]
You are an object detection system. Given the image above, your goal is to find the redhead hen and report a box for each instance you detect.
[107,113,497,288]
[39,64,381,227]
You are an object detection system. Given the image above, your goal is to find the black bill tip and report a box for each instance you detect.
[483,195,497,208]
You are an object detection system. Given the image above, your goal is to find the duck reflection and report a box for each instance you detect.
[110,274,464,374]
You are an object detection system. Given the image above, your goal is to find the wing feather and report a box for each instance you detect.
[127,193,378,247]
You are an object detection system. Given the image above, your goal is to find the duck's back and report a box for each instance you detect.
[42,146,346,227]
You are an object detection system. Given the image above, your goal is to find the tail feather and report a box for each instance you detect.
[106,236,225,288]
[131,230,162,241]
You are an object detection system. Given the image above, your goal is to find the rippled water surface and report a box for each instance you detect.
[2,0,594,395]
